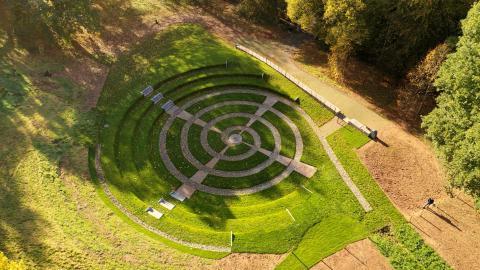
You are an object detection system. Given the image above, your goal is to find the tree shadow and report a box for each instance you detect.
[0,20,104,266]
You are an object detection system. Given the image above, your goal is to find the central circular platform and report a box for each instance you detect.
[227,134,242,145]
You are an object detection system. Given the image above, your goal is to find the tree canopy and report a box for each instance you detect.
[422,2,480,200]
[285,0,474,74]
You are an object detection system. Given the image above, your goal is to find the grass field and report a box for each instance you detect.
[0,27,215,268]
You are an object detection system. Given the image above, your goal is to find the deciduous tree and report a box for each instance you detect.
[422,2,480,201]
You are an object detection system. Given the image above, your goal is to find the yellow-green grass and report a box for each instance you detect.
[94,23,402,258]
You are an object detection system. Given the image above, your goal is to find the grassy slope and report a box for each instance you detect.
[0,34,213,270]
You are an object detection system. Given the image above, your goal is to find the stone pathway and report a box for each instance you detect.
[160,88,371,211]
[321,137,373,212]
[304,117,373,212]
[159,89,317,197]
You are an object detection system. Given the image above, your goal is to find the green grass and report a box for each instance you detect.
[371,224,451,270]
[0,26,218,268]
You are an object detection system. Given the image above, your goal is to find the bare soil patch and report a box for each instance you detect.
[311,239,392,270]
[206,253,285,270]
[409,194,480,270]
[358,128,445,214]
[358,128,480,269]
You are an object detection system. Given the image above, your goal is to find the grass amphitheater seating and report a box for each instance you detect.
[90,24,404,264]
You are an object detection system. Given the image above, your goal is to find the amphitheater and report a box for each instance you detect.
[92,25,392,260]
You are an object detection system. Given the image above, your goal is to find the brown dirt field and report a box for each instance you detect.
[59,57,108,109]
[358,128,446,214]
[409,194,480,270]
[358,129,480,270]
[205,253,285,270]
[311,239,392,270]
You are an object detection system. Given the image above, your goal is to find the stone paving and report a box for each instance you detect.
[95,88,373,252]
[159,89,318,197]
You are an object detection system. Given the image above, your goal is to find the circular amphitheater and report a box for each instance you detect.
[95,57,372,255]
[160,89,318,199]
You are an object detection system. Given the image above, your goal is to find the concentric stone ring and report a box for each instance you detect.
[181,110,281,177]
[159,89,315,196]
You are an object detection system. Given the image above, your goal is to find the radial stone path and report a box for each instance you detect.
[159,89,318,199]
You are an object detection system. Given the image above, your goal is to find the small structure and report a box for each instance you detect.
[161,100,175,111]
[141,85,154,97]
[151,93,163,104]
[158,198,175,210]
[169,191,186,202]
[348,118,377,140]
[146,207,163,219]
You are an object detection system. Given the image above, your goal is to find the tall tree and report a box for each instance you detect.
[238,0,286,24]
[422,2,480,201]
[363,0,473,73]
[323,0,368,78]
[286,0,325,39]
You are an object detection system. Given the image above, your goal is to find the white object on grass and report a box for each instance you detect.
[286,208,295,222]
[141,85,154,97]
[169,191,186,202]
[151,93,163,104]
[158,198,175,210]
[161,100,175,111]
[301,185,313,194]
[146,207,163,219]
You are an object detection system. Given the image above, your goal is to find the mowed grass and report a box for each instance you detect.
[94,23,402,260]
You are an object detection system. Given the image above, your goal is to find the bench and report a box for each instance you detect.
[145,207,163,219]
[151,93,163,104]
[161,100,175,111]
[141,85,154,97]
[158,198,175,210]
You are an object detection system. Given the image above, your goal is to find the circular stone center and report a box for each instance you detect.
[227,134,242,145]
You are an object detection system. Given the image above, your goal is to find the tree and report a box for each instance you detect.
[363,0,473,73]
[323,0,368,79]
[285,0,474,75]
[238,0,286,24]
[395,42,453,125]
[0,252,25,270]
[422,2,480,201]
[286,0,325,39]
